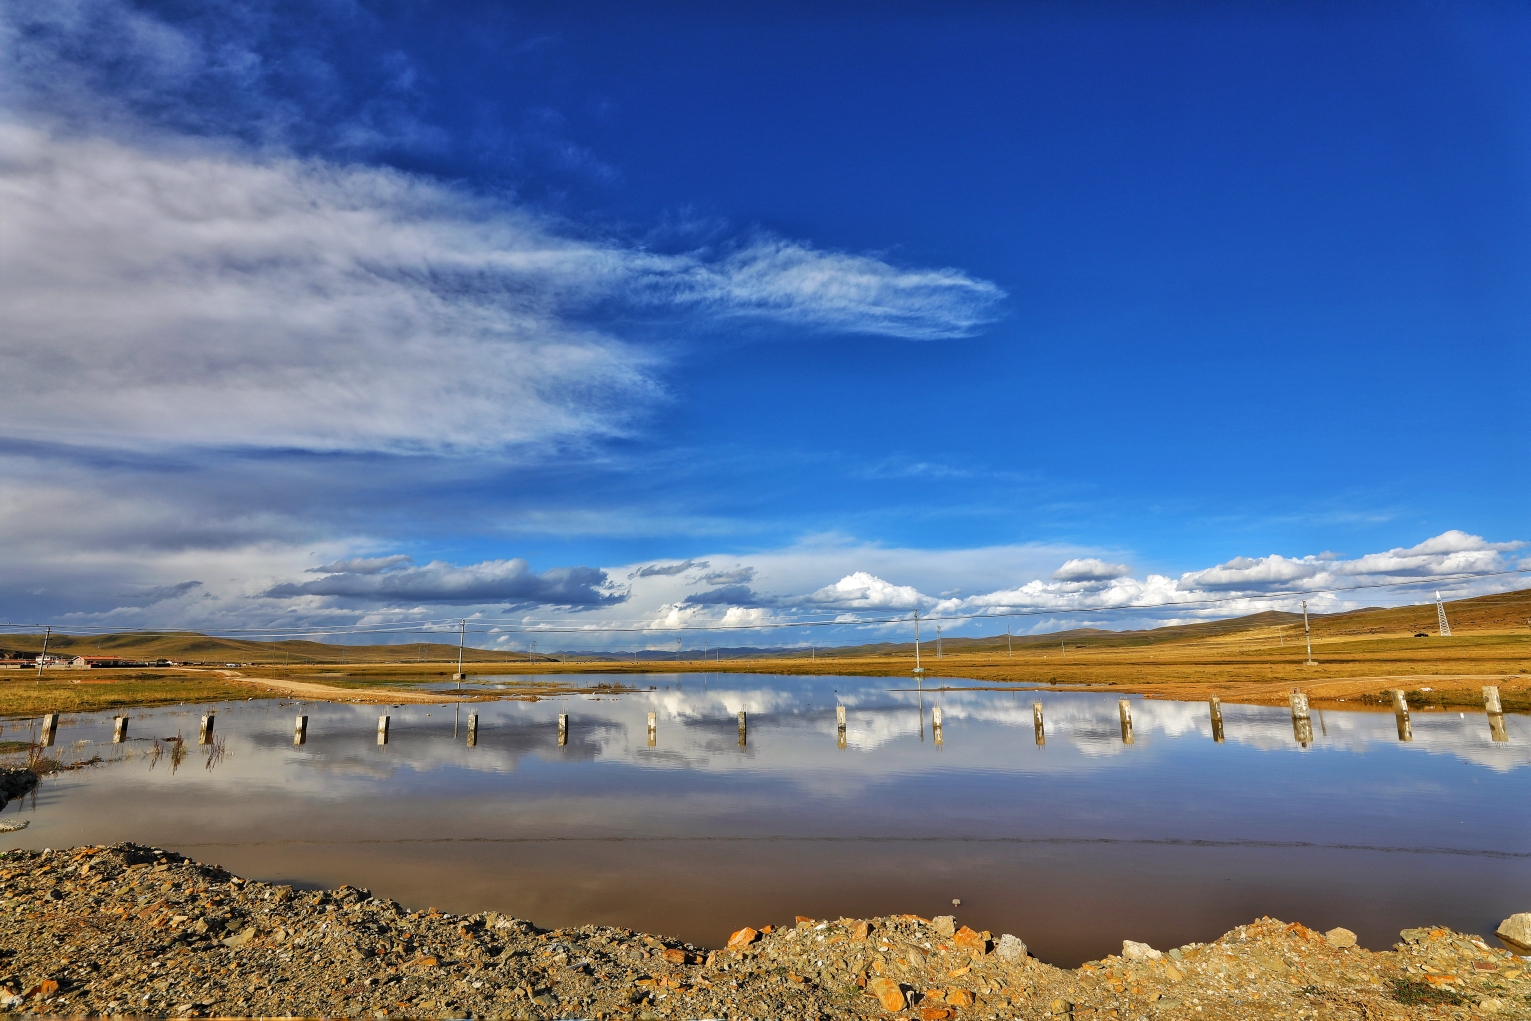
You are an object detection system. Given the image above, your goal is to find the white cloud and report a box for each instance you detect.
[805,571,923,610]
[0,121,1001,455]
[1052,557,1133,582]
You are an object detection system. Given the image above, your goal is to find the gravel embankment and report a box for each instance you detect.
[0,843,1527,1018]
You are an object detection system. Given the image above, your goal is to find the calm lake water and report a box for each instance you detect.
[3,674,1528,966]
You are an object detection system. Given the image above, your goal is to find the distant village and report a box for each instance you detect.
[0,650,214,668]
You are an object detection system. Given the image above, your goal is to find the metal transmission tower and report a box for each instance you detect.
[1435,592,1452,637]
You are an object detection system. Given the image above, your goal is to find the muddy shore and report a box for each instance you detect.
[0,844,1526,1019]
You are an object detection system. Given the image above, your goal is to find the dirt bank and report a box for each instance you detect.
[0,844,1525,1018]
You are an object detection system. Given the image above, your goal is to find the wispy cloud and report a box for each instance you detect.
[631,559,709,579]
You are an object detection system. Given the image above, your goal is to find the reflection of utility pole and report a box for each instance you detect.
[1302,600,1316,665]
[913,609,923,674]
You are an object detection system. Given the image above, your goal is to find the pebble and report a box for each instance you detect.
[0,843,1528,1019]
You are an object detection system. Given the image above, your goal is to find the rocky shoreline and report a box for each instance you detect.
[0,843,1526,1019]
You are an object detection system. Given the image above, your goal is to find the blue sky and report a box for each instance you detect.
[2,1,1528,648]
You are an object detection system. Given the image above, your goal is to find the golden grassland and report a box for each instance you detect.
[4,587,1530,718]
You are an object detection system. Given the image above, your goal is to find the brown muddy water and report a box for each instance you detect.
[2,674,1527,966]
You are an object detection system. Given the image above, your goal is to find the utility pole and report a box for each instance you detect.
[1006,623,1012,658]
[36,625,51,680]
[913,609,923,674]
[675,637,681,662]
[455,619,466,686]
[1302,600,1315,665]
[936,625,943,658]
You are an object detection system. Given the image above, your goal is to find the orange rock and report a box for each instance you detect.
[851,921,871,940]
[662,948,687,964]
[953,926,988,954]
[946,988,975,1006]
[796,915,814,925]
[788,973,805,984]
[35,980,59,998]
[923,989,946,1002]
[948,966,971,977]
[866,976,906,1012]
[920,1009,953,1020]
[759,924,775,934]
[726,927,759,950]
[416,957,438,968]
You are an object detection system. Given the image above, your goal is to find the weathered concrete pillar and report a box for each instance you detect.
[113,716,129,743]
[1391,689,1412,742]
[466,713,478,747]
[1118,699,1134,745]
[1209,697,1224,744]
[41,713,59,747]
[1489,714,1509,743]
[377,715,390,745]
[647,710,656,748]
[737,710,746,748]
[1033,702,1045,747]
[1483,686,1503,715]
[557,713,568,747]
[199,713,215,746]
[293,715,307,746]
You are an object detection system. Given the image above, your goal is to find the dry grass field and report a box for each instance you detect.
[3,587,1529,717]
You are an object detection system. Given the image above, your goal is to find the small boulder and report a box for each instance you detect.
[1122,940,1162,961]
[726,926,759,950]
[1495,914,1531,953]
[953,925,987,954]
[932,915,956,938]
[945,988,974,1007]
[997,933,1026,962]
[1323,927,1357,949]
[866,976,905,1011]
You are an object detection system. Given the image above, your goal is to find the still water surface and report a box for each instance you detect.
[4,674,1528,965]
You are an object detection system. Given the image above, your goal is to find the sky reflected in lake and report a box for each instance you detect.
[4,674,1528,965]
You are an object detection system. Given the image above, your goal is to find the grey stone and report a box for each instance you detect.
[932,915,956,938]
[997,933,1026,962]
[1123,940,1163,961]
[1323,927,1357,949]
[1495,913,1531,953]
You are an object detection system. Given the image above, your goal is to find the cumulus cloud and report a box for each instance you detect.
[631,559,709,579]
[806,571,924,610]
[309,555,414,575]
[117,580,203,608]
[701,566,755,585]
[1052,558,1133,582]
[265,558,624,608]
[681,585,772,607]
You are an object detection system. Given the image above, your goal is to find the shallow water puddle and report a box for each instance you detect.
[3,674,1528,966]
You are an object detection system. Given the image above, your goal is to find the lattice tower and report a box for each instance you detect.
[1435,592,1452,637]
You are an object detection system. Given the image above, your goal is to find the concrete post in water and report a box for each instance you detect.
[836,704,847,728]
[199,713,215,746]
[647,710,657,748]
[41,713,58,747]
[1033,702,1045,747]
[737,710,746,748]
[1118,699,1134,745]
[377,715,390,745]
[1390,689,1412,742]
[466,713,478,747]
[1490,714,1509,743]
[293,715,308,746]
[112,716,128,743]
[1209,697,1224,743]
[932,705,943,747]
[1484,686,1503,715]
[1289,690,1313,746]
[558,713,568,747]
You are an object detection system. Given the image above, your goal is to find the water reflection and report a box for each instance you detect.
[2,674,1528,966]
